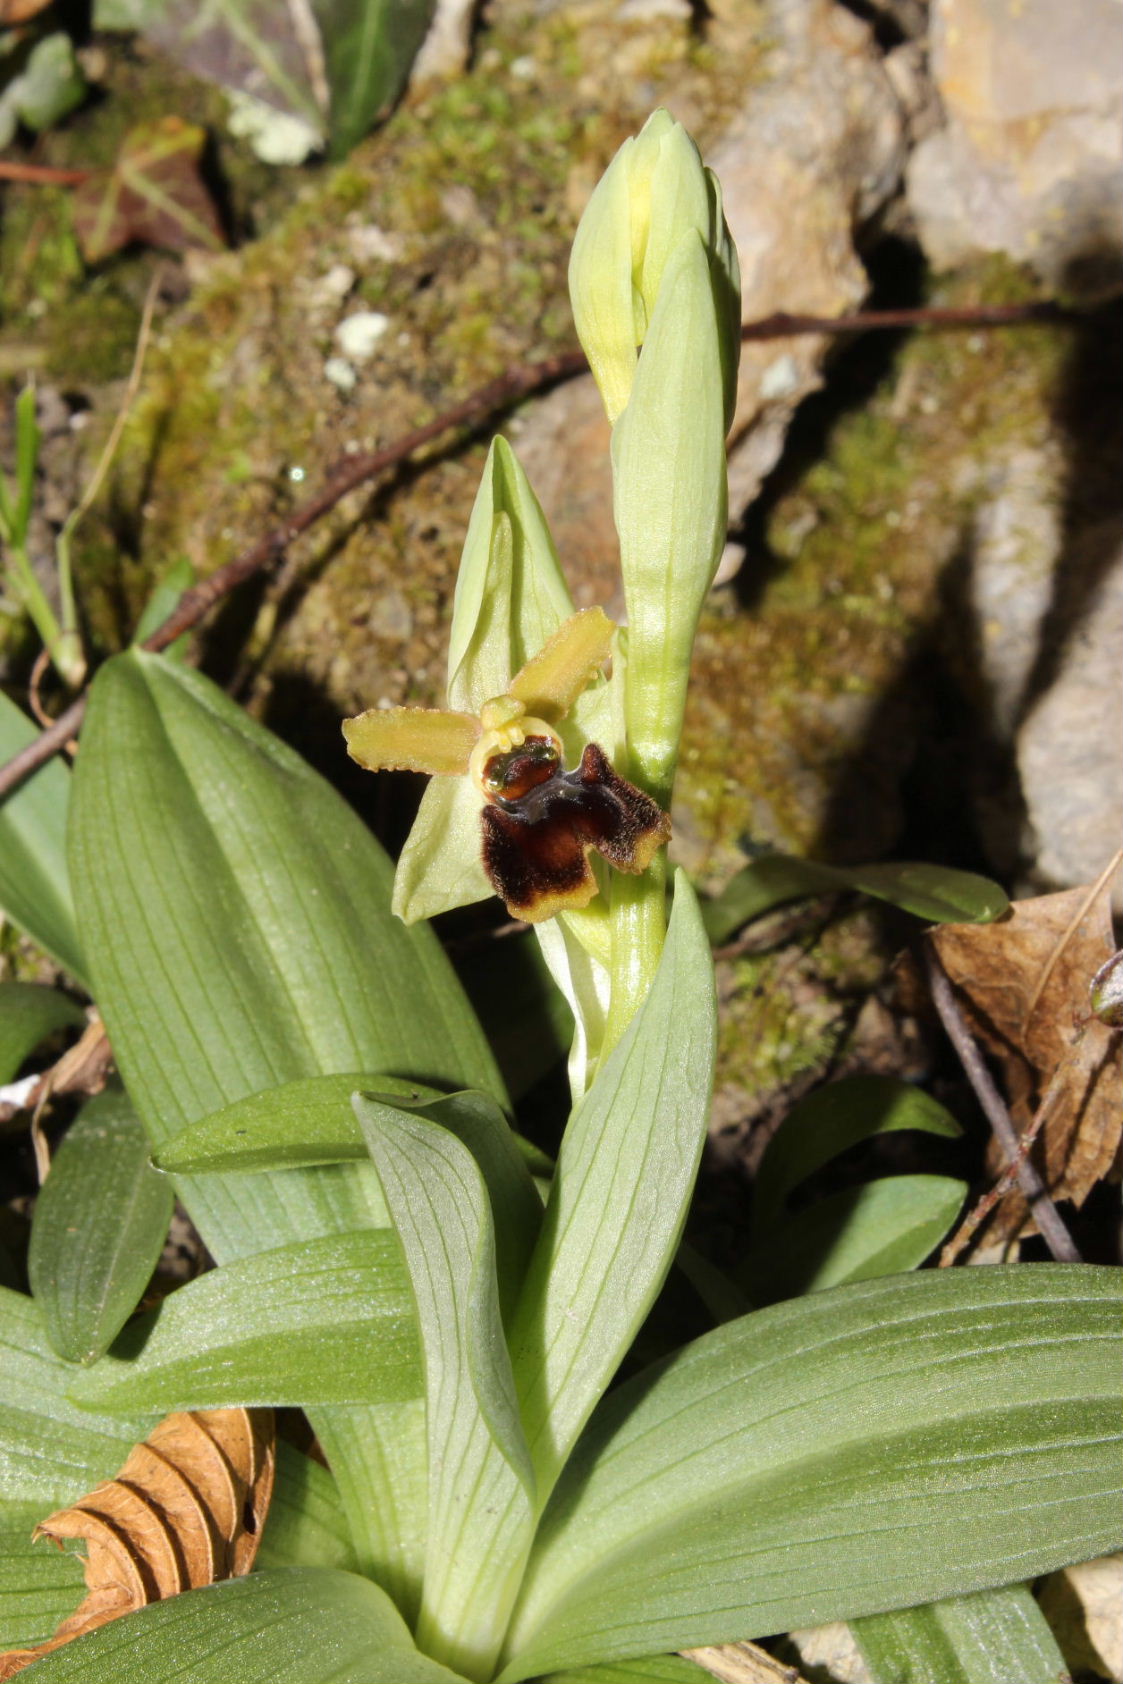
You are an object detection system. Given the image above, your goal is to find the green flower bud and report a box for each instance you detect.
[613,229,731,809]
[569,109,740,427]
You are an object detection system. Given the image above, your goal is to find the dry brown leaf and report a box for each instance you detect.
[0,0,55,23]
[928,882,1122,1242]
[684,1639,810,1682]
[0,1408,274,1678]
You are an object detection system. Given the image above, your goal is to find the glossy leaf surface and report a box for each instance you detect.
[317,0,435,157]
[0,1286,155,1508]
[744,1076,965,1302]
[501,1266,1121,1677]
[29,1088,175,1364]
[704,856,1009,944]
[0,1506,84,1649]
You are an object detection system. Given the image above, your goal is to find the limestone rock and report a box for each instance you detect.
[906,0,1123,296]
[712,0,906,517]
[1017,531,1123,905]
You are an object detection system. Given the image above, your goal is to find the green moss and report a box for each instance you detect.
[713,905,886,1110]
[676,256,1074,876]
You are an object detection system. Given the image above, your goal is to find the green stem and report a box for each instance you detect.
[602,852,667,1056]
[3,541,85,687]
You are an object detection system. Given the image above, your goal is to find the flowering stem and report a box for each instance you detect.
[603,853,667,1055]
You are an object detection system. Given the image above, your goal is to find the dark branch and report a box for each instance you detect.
[924,946,1081,1263]
[0,299,1076,800]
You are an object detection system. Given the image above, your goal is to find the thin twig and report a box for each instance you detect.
[1023,848,1123,1030]
[0,295,1080,802]
[0,160,93,186]
[940,1040,1082,1266]
[27,646,52,729]
[923,945,1080,1263]
[740,301,1068,340]
[0,348,585,799]
[72,265,165,526]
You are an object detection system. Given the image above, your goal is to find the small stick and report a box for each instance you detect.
[740,301,1068,340]
[70,264,165,527]
[1023,848,1123,1029]
[0,161,92,186]
[924,946,1080,1263]
[27,646,52,729]
[0,295,1080,801]
[940,1043,1080,1266]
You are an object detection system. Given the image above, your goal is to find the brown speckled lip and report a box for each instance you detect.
[480,741,671,923]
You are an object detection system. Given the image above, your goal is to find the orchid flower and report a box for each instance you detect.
[343,607,669,924]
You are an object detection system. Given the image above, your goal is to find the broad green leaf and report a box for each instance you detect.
[133,554,195,657]
[317,0,435,158]
[750,1077,961,1226]
[71,119,225,263]
[356,1088,541,1324]
[852,1581,1069,1684]
[508,876,716,1498]
[68,650,502,1603]
[704,856,1009,944]
[0,1285,156,1509]
[0,691,83,981]
[28,1088,174,1364]
[749,1175,967,1303]
[500,1266,1122,1678]
[537,1660,708,1684]
[257,1442,357,1573]
[8,1567,469,1683]
[743,1076,965,1302]
[69,1231,420,1411]
[355,1099,534,1680]
[0,983,84,1087]
[0,1504,84,1649]
[156,1073,443,1176]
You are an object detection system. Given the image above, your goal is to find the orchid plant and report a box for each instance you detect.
[0,113,1117,1684]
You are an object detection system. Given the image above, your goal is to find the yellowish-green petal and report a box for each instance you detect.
[507,608,614,721]
[342,706,479,776]
[393,775,493,923]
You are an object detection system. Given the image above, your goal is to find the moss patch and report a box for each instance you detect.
[676,258,1072,882]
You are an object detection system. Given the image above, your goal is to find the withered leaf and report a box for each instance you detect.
[0,0,55,22]
[71,118,225,264]
[0,1408,274,1677]
[928,882,1122,1241]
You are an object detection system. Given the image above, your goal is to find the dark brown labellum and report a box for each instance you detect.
[480,741,671,922]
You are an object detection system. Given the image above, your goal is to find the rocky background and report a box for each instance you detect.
[2,0,1120,1197]
[1,0,1121,1675]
